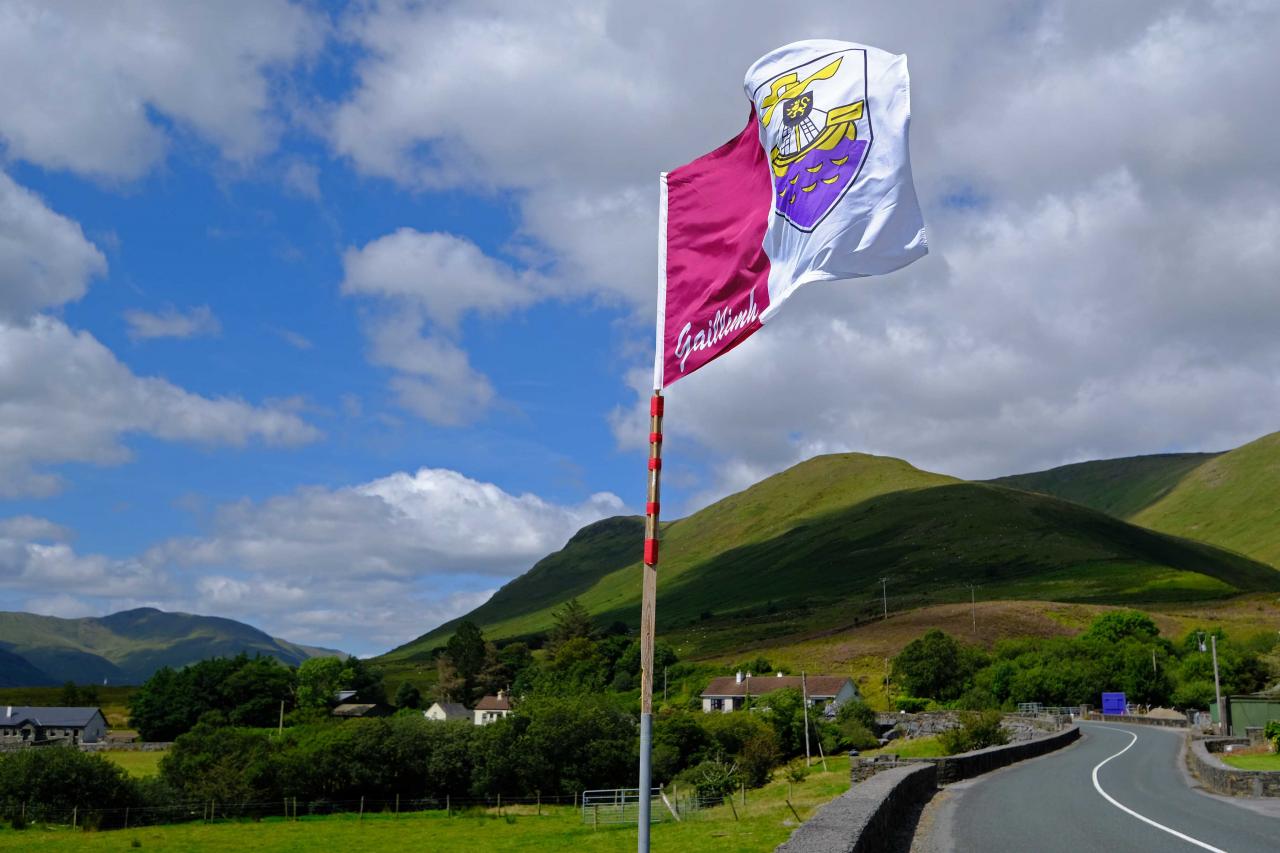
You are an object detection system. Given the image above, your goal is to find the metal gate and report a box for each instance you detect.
[581,788,661,825]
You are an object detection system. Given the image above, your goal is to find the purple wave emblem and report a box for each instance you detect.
[773,136,868,230]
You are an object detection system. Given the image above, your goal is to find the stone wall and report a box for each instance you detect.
[1082,712,1187,728]
[80,741,172,752]
[775,764,937,853]
[1186,737,1280,798]
[903,726,1081,784]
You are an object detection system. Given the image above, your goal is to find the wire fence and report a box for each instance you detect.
[0,792,585,832]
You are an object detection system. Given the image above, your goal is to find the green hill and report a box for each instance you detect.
[988,452,1219,518]
[0,647,55,687]
[0,607,345,685]
[386,453,1279,661]
[1131,431,1280,567]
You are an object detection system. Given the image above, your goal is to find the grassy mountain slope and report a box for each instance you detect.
[387,453,1278,661]
[0,608,344,685]
[0,647,55,687]
[1132,431,1280,567]
[988,452,1219,518]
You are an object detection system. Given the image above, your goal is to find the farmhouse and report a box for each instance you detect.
[700,672,859,713]
[474,690,512,725]
[424,701,470,722]
[0,706,108,745]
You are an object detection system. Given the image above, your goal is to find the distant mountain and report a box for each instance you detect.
[1132,431,1280,568]
[0,608,345,686]
[384,452,1279,661]
[0,647,55,687]
[989,452,1220,518]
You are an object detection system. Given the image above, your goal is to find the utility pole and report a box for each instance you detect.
[969,584,977,635]
[801,671,812,767]
[880,577,889,621]
[1211,635,1224,735]
[278,699,284,735]
[663,667,668,703]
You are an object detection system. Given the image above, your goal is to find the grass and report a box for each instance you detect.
[1220,752,1280,771]
[382,453,1280,668]
[100,750,165,778]
[861,735,946,759]
[1133,431,1280,568]
[0,757,853,852]
[988,452,1219,519]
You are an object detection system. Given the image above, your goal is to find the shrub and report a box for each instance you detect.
[895,696,929,713]
[0,748,142,825]
[674,759,739,799]
[836,720,879,751]
[1264,720,1280,752]
[939,711,1009,755]
[836,700,876,730]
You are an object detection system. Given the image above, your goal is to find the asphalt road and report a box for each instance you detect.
[919,723,1280,852]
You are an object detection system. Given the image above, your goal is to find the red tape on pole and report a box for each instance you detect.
[649,432,663,444]
[646,501,659,515]
[648,458,662,470]
[644,538,659,565]
[650,395,664,416]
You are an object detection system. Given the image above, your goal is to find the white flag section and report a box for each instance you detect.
[746,39,927,321]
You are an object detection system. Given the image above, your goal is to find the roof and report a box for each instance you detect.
[332,703,382,717]
[474,694,511,711]
[427,702,470,719]
[701,675,852,698]
[0,706,104,727]
[335,690,358,702]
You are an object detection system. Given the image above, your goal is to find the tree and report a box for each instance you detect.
[549,598,595,649]
[446,622,488,701]
[296,657,345,709]
[892,630,985,701]
[1084,611,1159,644]
[395,681,423,709]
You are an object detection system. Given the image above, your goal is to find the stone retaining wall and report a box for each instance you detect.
[80,741,172,752]
[775,764,937,853]
[782,727,1079,851]
[1082,712,1187,728]
[1186,737,1280,798]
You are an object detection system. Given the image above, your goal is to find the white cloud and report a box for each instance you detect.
[333,0,1280,501]
[0,172,107,320]
[0,0,324,180]
[0,515,73,543]
[282,160,322,200]
[124,305,221,341]
[0,316,321,496]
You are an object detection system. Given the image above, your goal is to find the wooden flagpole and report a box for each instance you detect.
[637,391,663,852]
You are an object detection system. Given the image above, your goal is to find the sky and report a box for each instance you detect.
[1,0,1278,657]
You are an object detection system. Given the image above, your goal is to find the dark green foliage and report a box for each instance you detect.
[1084,611,1159,643]
[296,655,384,709]
[59,681,99,706]
[892,630,987,701]
[444,622,487,700]
[549,598,596,649]
[837,720,879,750]
[129,654,295,741]
[161,723,278,803]
[508,695,636,796]
[394,681,423,709]
[836,699,876,730]
[652,710,712,782]
[0,748,141,823]
[895,697,930,712]
[674,759,740,799]
[939,711,1009,755]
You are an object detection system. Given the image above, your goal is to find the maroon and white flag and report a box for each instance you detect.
[656,39,927,388]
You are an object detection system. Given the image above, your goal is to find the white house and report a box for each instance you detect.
[700,672,859,713]
[0,706,108,745]
[424,701,470,722]
[473,690,512,725]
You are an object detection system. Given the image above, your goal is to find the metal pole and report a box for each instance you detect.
[880,578,888,620]
[638,390,663,853]
[1211,635,1224,734]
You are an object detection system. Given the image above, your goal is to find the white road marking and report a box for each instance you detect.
[1090,727,1227,853]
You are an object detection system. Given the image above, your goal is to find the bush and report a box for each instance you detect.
[1264,720,1280,752]
[674,759,739,799]
[836,720,879,751]
[836,700,877,730]
[939,711,1009,755]
[0,748,142,825]
[895,696,930,713]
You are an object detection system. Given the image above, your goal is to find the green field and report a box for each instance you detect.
[1221,752,1280,771]
[0,756,852,852]
[99,750,165,778]
[1133,431,1280,568]
[383,453,1280,669]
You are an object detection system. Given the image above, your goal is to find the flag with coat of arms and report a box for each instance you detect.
[656,39,928,387]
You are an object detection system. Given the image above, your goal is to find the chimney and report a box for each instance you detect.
[776,671,783,677]
[497,689,505,700]
[735,671,743,684]
[5,706,10,717]
[746,672,752,679]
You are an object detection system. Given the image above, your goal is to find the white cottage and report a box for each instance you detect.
[700,672,859,713]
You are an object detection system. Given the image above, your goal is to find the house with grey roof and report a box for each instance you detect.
[0,706,108,746]
[700,672,859,714]
[423,701,470,722]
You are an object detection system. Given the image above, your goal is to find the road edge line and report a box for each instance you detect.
[1090,727,1227,853]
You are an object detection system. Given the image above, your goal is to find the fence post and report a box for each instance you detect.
[497,792,502,816]
[446,794,451,818]
[73,805,78,830]
[124,806,129,829]
[593,804,599,830]
[741,782,746,808]
[537,790,541,816]
[293,796,298,821]
[395,793,400,817]
[359,795,364,822]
